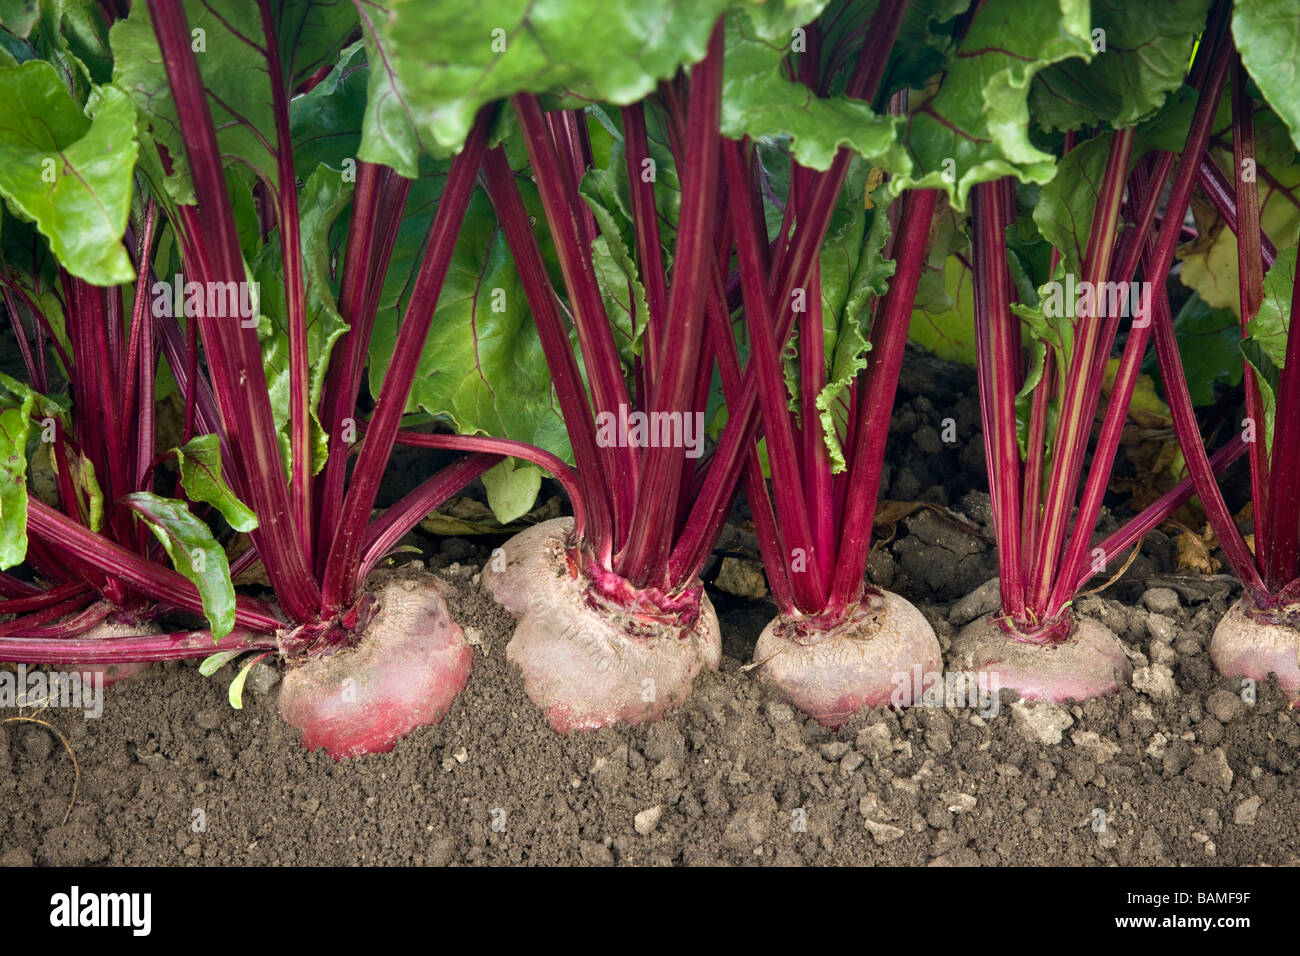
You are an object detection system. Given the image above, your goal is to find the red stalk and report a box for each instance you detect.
[622,103,668,387]
[513,93,637,542]
[1261,243,1300,590]
[1027,129,1134,614]
[0,627,275,664]
[480,146,614,561]
[617,23,725,589]
[319,110,492,613]
[314,164,413,569]
[1230,58,1273,586]
[828,189,940,610]
[148,0,320,622]
[26,498,282,632]
[357,453,501,583]
[257,0,313,560]
[723,137,824,608]
[972,178,1027,619]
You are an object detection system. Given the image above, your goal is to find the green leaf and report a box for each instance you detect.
[583,186,649,366]
[0,391,33,569]
[253,164,353,477]
[907,198,976,362]
[369,183,572,486]
[174,434,258,533]
[110,0,275,203]
[0,0,40,39]
[1246,248,1298,371]
[199,649,242,677]
[1030,0,1212,131]
[228,653,266,709]
[0,62,137,284]
[290,40,368,174]
[122,491,237,639]
[380,0,732,153]
[270,0,357,89]
[1179,106,1300,315]
[1234,0,1300,152]
[1141,293,1243,406]
[890,0,1094,211]
[1033,130,1114,279]
[721,3,910,173]
[482,457,542,525]
[814,172,896,470]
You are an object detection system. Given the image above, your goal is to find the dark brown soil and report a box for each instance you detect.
[2,351,1297,867]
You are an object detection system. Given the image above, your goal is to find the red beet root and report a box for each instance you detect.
[750,590,940,728]
[1209,596,1300,699]
[278,577,472,758]
[952,611,1131,702]
[484,519,721,732]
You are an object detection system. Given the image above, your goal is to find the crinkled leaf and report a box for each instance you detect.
[174,433,258,533]
[1030,0,1211,131]
[122,491,237,639]
[890,0,1093,211]
[354,5,423,176]
[381,0,732,153]
[582,189,649,366]
[721,3,910,173]
[814,173,895,470]
[1234,0,1300,152]
[0,62,137,284]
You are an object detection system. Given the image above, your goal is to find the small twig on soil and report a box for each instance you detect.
[1076,542,1143,599]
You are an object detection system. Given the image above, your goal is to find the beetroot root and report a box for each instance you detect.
[56,620,155,686]
[278,576,472,758]
[484,518,721,732]
[751,590,940,728]
[952,611,1130,702]
[1209,596,1300,698]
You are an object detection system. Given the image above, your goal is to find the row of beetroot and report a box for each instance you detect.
[0,0,1296,756]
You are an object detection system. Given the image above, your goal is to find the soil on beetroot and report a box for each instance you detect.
[2,351,1297,867]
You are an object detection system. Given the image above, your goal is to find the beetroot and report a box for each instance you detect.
[484,519,720,732]
[751,590,939,728]
[278,578,472,758]
[1209,597,1300,700]
[952,612,1131,702]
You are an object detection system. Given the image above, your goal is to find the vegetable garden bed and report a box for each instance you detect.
[2,0,1300,868]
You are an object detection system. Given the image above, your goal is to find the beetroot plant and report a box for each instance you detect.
[1147,6,1300,700]
[950,0,1264,701]
[0,0,546,757]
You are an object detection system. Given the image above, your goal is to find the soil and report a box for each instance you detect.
[2,349,1297,867]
